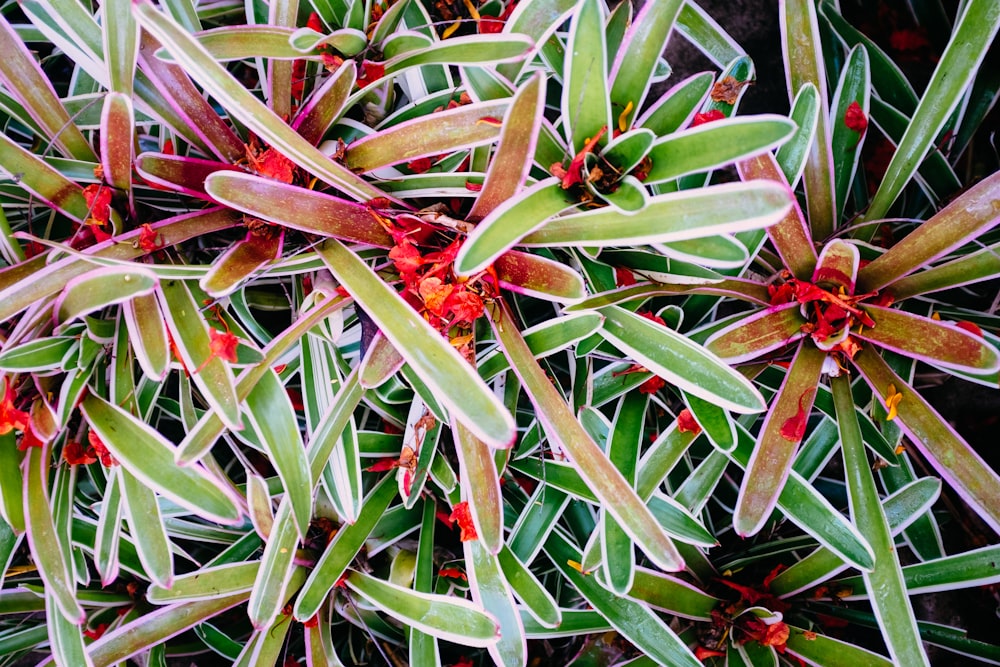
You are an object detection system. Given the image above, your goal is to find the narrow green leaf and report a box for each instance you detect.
[55,267,157,327]
[81,394,241,524]
[602,392,645,594]
[455,423,503,555]
[247,499,299,629]
[0,337,77,372]
[832,373,929,665]
[0,132,89,221]
[626,567,719,620]
[776,83,821,188]
[562,0,611,152]
[119,467,174,589]
[47,590,93,667]
[829,46,870,223]
[466,540,526,667]
[0,433,24,533]
[786,625,892,667]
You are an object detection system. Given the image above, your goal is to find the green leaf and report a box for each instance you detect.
[0,336,77,372]
[776,83,821,188]
[55,267,157,327]
[562,0,611,152]
[705,304,807,364]
[598,305,765,413]
[46,590,92,667]
[522,181,792,247]
[454,423,504,555]
[316,239,515,447]
[0,131,89,221]
[81,394,241,524]
[244,368,312,539]
[465,540,526,667]
[119,468,174,589]
[602,392,646,594]
[785,625,892,666]
[829,45,870,223]
[626,567,719,620]
[832,373,929,665]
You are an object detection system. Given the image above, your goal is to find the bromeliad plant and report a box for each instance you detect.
[0,0,998,666]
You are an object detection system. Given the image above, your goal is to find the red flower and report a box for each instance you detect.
[438,566,468,581]
[407,157,433,173]
[554,125,608,189]
[138,224,162,253]
[614,267,637,287]
[844,101,868,139]
[449,501,478,541]
[256,149,296,184]
[307,11,324,32]
[890,29,929,52]
[695,646,726,661]
[83,623,108,640]
[208,327,239,364]
[366,458,399,472]
[356,61,385,87]
[691,109,725,127]
[779,388,816,442]
[82,184,113,226]
[0,379,29,436]
[450,658,475,667]
[956,320,984,337]
[18,423,46,451]
[64,441,98,466]
[639,375,666,395]
[445,288,485,325]
[677,408,702,435]
[88,430,118,466]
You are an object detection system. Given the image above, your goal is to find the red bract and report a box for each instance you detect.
[83,623,108,640]
[82,184,113,225]
[0,379,29,436]
[256,149,296,184]
[356,61,385,87]
[615,267,637,287]
[88,430,118,466]
[449,501,478,541]
[138,224,162,252]
[366,458,399,472]
[208,327,239,364]
[307,11,323,32]
[438,567,467,580]
[691,109,725,126]
[407,157,433,173]
[844,101,868,135]
[64,441,98,466]
[446,288,485,324]
[779,387,816,442]
[677,408,702,435]
[639,375,666,395]
[554,125,608,189]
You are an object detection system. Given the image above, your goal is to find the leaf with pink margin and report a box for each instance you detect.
[886,241,1000,300]
[0,132,89,222]
[562,0,612,152]
[856,305,1000,373]
[812,239,858,291]
[81,394,242,525]
[705,303,807,364]
[204,172,394,247]
[734,343,825,537]
[566,279,772,312]
[136,31,246,163]
[737,152,817,280]
[292,61,356,146]
[857,171,1000,293]
[201,231,284,298]
[455,423,504,555]
[493,300,684,571]
[100,93,135,193]
[54,266,158,329]
[853,349,1000,537]
[344,99,510,172]
[493,250,586,303]
[467,73,546,225]
[135,152,241,201]
[359,332,405,389]
[0,14,95,161]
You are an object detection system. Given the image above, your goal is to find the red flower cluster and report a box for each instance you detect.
[243,135,299,185]
[65,431,118,467]
[612,311,668,394]
[0,379,29,436]
[449,501,478,541]
[699,567,793,659]
[691,109,725,127]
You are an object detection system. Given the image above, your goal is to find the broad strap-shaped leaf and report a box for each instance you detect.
[54,267,157,328]
[0,434,24,533]
[103,0,138,95]
[857,170,1000,293]
[786,625,893,667]
[598,305,765,413]
[455,178,578,276]
[133,0,387,202]
[344,569,500,646]
[493,300,684,571]
[100,93,135,193]
[134,152,239,201]
[81,394,241,524]
[465,540,527,667]
[835,543,1000,598]
[735,343,826,537]
[157,279,241,430]
[854,350,1000,535]
[244,368,312,539]
[831,373,930,665]
[344,99,510,172]
[544,529,702,667]
[608,0,683,127]
[123,293,169,380]
[23,446,84,624]
[813,238,859,291]
[737,152,817,280]
[292,60,356,145]
[626,566,720,620]
[382,33,532,75]
[497,546,561,628]
[864,0,1000,222]
[857,305,1000,373]
[781,0,837,238]
[497,0,578,82]
[47,590,92,667]
[775,82,821,188]
[467,73,545,225]
[602,392,646,594]
[316,239,515,447]
[119,467,173,590]
[200,231,283,298]
[205,172,393,246]
[247,498,299,629]
[636,71,714,135]
[0,13,95,160]
[454,422,504,554]
[646,115,796,185]
[829,45,870,223]
[887,240,1000,300]
[705,303,807,364]
[682,392,736,452]
[562,0,611,152]
[521,181,792,247]
[494,250,587,303]
[0,132,89,222]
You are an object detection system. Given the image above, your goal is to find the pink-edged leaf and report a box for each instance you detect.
[737,152,817,279]
[292,61,356,146]
[454,423,504,555]
[494,250,586,303]
[359,332,405,389]
[734,343,825,536]
[100,93,135,193]
[854,349,1000,535]
[887,242,1000,300]
[344,99,510,172]
[705,303,807,363]
[467,73,545,223]
[857,305,1000,372]
[201,230,284,298]
[0,14,95,161]
[812,239,858,292]
[204,172,394,247]
[492,300,684,572]
[566,279,772,312]
[137,31,246,163]
[0,133,89,222]
[135,152,241,201]
[81,393,242,524]
[858,171,1000,293]
[123,294,169,380]
[54,266,158,328]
